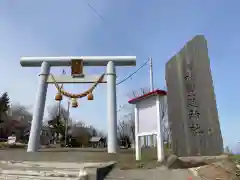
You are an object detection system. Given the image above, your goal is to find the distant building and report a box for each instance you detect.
[90,136,106,148]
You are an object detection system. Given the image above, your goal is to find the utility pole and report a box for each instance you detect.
[57,69,66,144]
[149,57,154,91]
[58,69,66,116]
[65,99,70,147]
[149,57,154,147]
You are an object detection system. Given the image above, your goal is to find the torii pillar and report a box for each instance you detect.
[20,56,136,153]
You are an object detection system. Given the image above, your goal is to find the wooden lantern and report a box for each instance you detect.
[55,93,62,101]
[71,98,78,108]
[87,93,94,100]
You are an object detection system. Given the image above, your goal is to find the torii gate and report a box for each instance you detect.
[20,56,136,153]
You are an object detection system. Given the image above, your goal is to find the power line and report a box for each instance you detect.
[86,2,149,86]
[86,2,130,42]
[87,3,107,23]
[116,59,149,86]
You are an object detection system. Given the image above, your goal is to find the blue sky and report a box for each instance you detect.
[0,0,239,150]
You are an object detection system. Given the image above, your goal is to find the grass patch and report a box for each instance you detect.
[0,142,26,149]
[229,154,240,161]
[232,154,240,160]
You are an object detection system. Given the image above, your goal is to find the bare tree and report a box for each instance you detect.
[11,104,32,123]
[224,146,231,154]
[0,92,10,123]
[88,125,105,137]
[0,104,33,142]
[117,102,135,148]
[47,103,69,144]
[117,118,132,148]
[47,103,69,121]
[127,87,151,99]
[69,121,103,147]
[70,124,91,147]
[129,117,135,143]
[117,119,127,139]
[123,88,151,146]
[95,130,106,138]
[160,96,171,146]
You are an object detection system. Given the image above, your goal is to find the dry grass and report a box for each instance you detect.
[230,154,240,164]
[0,142,26,149]
[196,155,240,180]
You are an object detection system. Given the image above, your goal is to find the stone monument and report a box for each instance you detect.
[165,35,223,156]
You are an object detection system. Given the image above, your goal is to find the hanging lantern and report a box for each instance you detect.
[87,93,94,100]
[55,93,62,101]
[71,98,78,108]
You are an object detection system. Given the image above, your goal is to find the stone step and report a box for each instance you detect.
[0,174,79,180]
[0,169,80,178]
[0,161,105,169]
[0,161,116,180]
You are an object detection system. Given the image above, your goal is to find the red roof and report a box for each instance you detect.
[128,89,167,104]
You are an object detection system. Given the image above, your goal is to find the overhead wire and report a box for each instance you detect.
[87,3,106,22]
[116,59,149,86]
[86,2,150,86]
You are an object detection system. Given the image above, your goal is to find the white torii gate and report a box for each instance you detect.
[20,56,136,153]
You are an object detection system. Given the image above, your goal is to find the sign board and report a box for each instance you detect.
[128,90,167,162]
[7,135,16,145]
[138,96,158,134]
[71,60,83,77]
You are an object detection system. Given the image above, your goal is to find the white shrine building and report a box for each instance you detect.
[128,89,167,162]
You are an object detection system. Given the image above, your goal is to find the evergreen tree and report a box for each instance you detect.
[0,92,10,123]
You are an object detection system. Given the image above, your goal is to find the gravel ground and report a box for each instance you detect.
[106,167,200,180]
[0,148,200,180]
[0,148,161,169]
